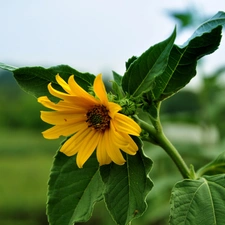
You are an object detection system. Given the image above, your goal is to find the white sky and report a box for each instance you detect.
[1,0,225,86]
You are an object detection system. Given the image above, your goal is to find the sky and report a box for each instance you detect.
[1,0,225,87]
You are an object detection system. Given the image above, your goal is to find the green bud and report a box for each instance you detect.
[118,98,136,116]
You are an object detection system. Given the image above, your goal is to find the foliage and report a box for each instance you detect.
[1,11,225,225]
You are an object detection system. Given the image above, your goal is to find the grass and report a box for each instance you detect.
[0,127,61,155]
[0,154,51,210]
[0,127,62,225]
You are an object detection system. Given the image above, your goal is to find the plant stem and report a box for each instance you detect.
[136,117,191,179]
[155,131,191,179]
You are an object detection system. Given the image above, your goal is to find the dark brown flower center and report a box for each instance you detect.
[86,105,111,131]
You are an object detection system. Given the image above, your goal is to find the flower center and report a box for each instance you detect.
[86,105,111,131]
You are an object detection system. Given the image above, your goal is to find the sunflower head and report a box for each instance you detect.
[38,73,141,168]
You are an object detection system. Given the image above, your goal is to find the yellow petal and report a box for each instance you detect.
[55,74,71,94]
[124,144,138,155]
[76,129,101,168]
[42,122,87,139]
[119,133,138,155]
[62,126,95,158]
[69,96,99,109]
[68,75,97,103]
[113,113,141,136]
[47,83,72,100]
[40,111,86,125]
[96,134,111,165]
[93,74,109,105]
[60,134,79,156]
[38,96,58,110]
[38,96,76,111]
[108,102,122,118]
[109,123,137,155]
[60,126,93,156]
[109,121,129,147]
[124,133,139,151]
[103,129,126,165]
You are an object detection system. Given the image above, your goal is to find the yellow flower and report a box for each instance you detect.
[38,73,141,168]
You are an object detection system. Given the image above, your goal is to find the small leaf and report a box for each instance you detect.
[112,71,124,99]
[197,151,225,176]
[170,174,225,225]
[112,70,123,86]
[47,151,104,225]
[0,62,17,71]
[122,28,176,97]
[12,65,95,100]
[100,137,153,225]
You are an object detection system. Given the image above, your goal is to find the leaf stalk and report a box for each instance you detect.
[136,115,192,179]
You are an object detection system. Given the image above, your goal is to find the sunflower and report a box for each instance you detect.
[38,73,141,168]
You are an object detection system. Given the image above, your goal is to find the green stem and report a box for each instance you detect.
[155,131,191,179]
[136,117,191,179]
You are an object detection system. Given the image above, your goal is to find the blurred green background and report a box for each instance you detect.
[1,8,225,225]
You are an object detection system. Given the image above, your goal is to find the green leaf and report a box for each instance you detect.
[187,11,225,43]
[112,71,125,99]
[0,62,17,71]
[170,174,225,225]
[122,27,176,97]
[197,151,225,176]
[12,65,95,100]
[47,151,103,225]
[112,70,123,86]
[169,10,196,29]
[155,11,225,101]
[125,56,138,70]
[100,137,153,225]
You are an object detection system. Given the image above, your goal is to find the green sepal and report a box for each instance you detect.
[169,174,225,225]
[47,151,103,225]
[100,137,153,225]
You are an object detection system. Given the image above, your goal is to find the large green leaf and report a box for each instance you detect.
[11,64,95,100]
[47,151,103,225]
[100,137,153,225]
[169,174,225,225]
[122,28,176,97]
[153,11,225,101]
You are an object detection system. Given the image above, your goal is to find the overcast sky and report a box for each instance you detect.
[1,0,225,86]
